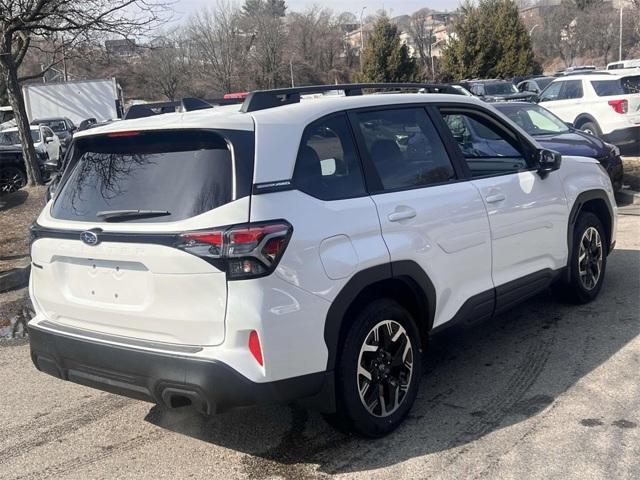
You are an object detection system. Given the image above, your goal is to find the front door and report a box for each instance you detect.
[436,106,569,298]
[349,106,494,329]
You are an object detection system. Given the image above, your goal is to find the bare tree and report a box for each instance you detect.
[408,13,437,80]
[241,0,287,89]
[0,0,168,186]
[187,2,248,94]
[287,7,346,85]
[143,33,190,101]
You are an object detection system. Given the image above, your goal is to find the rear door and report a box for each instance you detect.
[31,129,253,346]
[436,106,568,295]
[349,106,494,329]
[538,80,584,122]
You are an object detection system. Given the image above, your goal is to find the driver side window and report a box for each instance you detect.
[539,82,562,102]
[440,110,530,178]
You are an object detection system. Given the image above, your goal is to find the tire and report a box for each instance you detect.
[564,212,607,303]
[579,121,602,139]
[0,165,27,195]
[330,299,422,437]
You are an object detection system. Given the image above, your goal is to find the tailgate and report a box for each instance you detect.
[31,236,227,346]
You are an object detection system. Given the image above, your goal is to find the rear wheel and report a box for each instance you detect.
[330,299,422,437]
[564,212,607,303]
[0,165,27,194]
[579,121,602,139]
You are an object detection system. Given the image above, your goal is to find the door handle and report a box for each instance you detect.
[387,207,417,222]
[485,193,506,203]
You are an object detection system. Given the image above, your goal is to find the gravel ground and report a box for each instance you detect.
[0,210,638,480]
[0,187,46,273]
[622,156,640,190]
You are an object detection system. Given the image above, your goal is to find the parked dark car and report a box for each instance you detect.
[493,102,624,190]
[31,117,76,153]
[0,128,52,194]
[460,79,537,102]
[516,76,555,94]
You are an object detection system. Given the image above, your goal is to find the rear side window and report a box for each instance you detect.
[293,114,366,200]
[592,76,640,96]
[354,108,455,191]
[52,130,252,222]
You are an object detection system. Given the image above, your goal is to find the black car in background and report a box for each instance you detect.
[30,117,76,153]
[516,76,555,94]
[460,79,537,102]
[493,102,624,190]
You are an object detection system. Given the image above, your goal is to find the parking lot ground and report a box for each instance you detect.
[0,209,638,480]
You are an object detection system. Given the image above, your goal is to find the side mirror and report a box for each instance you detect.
[537,149,562,178]
[531,94,540,103]
[565,122,574,129]
[44,134,54,143]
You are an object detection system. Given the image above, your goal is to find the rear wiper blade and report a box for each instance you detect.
[96,209,171,221]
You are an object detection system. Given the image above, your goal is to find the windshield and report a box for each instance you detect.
[0,130,40,145]
[496,104,569,135]
[51,130,252,223]
[484,83,519,95]
[38,120,69,133]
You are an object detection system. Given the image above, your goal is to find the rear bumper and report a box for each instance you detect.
[29,323,334,414]
[602,126,640,155]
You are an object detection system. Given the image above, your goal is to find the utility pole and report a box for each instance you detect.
[290,57,294,87]
[619,1,623,62]
[360,5,367,68]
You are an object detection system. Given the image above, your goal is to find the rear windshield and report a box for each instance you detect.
[51,130,253,223]
[484,83,518,95]
[591,76,640,96]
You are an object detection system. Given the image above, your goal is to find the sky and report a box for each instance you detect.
[172,0,463,22]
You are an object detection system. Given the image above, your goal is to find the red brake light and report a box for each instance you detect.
[608,99,628,114]
[248,330,263,366]
[107,131,141,137]
[181,231,223,248]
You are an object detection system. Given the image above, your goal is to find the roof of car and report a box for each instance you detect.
[74,92,485,139]
[553,72,622,81]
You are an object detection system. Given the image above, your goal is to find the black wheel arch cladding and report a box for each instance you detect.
[323,260,436,371]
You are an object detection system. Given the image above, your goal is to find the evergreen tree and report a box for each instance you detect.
[360,16,418,83]
[441,0,541,81]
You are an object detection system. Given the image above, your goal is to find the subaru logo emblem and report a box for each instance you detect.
[80,230,99,246]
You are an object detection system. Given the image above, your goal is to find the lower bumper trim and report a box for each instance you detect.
[29,324,335,414]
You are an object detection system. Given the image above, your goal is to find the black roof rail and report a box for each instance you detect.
[240,83,463,113]
[123,97,246,120]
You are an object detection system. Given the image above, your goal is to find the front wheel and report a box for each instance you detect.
[580,121,602,139]
[331,299,422,437]
[564,212,607,303]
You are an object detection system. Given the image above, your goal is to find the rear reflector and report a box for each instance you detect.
[248,330,263,366]
[608,99,628,114]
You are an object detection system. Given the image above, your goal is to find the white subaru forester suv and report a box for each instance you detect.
[28,84,617,437]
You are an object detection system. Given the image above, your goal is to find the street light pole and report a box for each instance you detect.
[360,6,367,54]
[619,1,623,62]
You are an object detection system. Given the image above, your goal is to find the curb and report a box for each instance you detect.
[0,264,30,293]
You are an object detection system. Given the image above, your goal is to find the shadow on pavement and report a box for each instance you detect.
[146,248,640,478]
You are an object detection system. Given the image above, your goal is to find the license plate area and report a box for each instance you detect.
[53,256,150,307]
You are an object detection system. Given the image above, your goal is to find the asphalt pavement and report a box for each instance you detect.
[0,209,638,480]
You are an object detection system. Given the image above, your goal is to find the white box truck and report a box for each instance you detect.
[22,78,123,125]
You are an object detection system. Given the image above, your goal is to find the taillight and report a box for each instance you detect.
[608,99,628,114]
[177,221,292,280]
